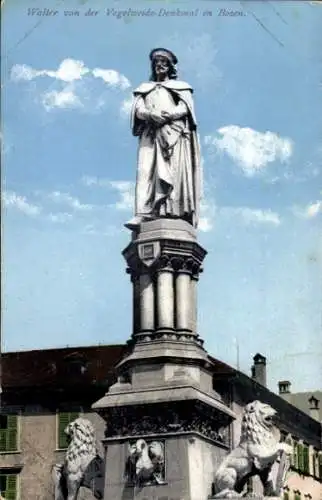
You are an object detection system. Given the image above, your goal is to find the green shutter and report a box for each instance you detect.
[297,444,304,471]
[283,492,289,500]
[6,474,17,500]
[303,446,309,474]
[58,413,70,449]
[0,429,7,452]
[58,412,78,449]
[0,415,18,452]
[292,442,298,468]
[0,474,17,500]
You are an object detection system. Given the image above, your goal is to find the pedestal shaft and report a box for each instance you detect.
[176,272,192,331]
[157,269,174,329]
[139,272,154,331]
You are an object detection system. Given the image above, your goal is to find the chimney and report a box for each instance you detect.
[278,380,291,395]
[308,395,320,421]
[251,353,267,387]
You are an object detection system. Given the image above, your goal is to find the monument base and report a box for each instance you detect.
[92,219,236,500]
[209,497,281,500]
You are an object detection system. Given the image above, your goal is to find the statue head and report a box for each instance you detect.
[149,48,178,81]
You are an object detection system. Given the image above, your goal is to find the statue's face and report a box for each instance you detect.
[153,55,170,80]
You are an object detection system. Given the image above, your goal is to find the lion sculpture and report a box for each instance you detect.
[126,439,165,485]
[52,417,105,500]
[213,400,292,498]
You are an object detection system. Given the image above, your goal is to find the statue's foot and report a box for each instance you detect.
[124,216,144,230]
[213,490,242,498]
[124,215,154,230]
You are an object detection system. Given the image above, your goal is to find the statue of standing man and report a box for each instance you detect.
[126,48,202,230]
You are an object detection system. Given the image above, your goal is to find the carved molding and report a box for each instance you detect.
[103,401,231,446]
[124,238,206,279]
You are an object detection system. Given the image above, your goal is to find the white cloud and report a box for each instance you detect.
[199,197,217,233]
[11,64,41,82]
[205,126,293,177]
[42,85,83,111]
[92,68,131,90]
[109,181,134,211]
[222,207,281,226]
[81,176,135,211]
[307,201,322,217]
[292,200,322,219]
[120,95,134,118]
[11,59,87,83]
[46,59,89,82]
[11,59,132,112]
[48,212,73,223]
[3,191,41,216]
[48,191,93,211]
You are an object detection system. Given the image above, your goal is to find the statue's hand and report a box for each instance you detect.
[149,111,167,125]
[161,111,172,122]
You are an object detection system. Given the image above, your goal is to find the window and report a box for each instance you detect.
[302,445,310,474]
[297,443,304,471]
[0,472,18,499]
[57,412,78,449]
[0,415,18,453]
[319,453,322,479]
[292,441,298,468]
[294,492,301,500]
[283,492,289,500]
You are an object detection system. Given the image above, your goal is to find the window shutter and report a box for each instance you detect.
[58,412,70,449]
[58,412,78,449]
[7,415,18,452]
[319,453,322,478]
[6,474,17,500]
[292,442,298,468]
[297,444,304,471]
[303,446,309,474]
[0,429,7,452]
[283,492,289,500]
[0,415,17,452]
[0,473,6,494]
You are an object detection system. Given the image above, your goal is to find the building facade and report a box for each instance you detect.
[1,347,321,499]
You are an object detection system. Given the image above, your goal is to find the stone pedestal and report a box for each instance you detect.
[93,219,236,500]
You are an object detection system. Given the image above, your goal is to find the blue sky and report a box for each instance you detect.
[2,0,322,393]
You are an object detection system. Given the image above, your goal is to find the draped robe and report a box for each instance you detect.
[131,79,202,228]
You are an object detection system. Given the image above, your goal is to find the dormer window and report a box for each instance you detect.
[308,395,319,410]
[63,352,88,376]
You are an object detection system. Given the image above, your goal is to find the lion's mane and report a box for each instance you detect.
[65,417,97,469]
[240,400,278,449]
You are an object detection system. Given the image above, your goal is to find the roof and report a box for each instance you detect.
[280,390,322,420]
[0,344,128,390]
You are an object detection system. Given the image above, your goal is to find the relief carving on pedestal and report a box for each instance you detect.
[104,401,231,446]
[212,401,292,498]
[125,439,165,486]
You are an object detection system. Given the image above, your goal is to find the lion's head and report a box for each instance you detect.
[240,400,278,446]
[65,417,97,464]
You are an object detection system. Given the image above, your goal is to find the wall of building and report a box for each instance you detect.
[0,406,106,500]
